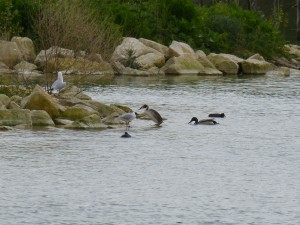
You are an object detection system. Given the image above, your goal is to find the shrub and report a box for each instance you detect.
[195,3,286,58]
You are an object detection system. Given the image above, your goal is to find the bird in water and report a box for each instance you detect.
[121,132,131,138]
[188,117,218,125]
[139,104,163,125]
[116,111,137,131]
[50,71,66,93]
[208,113,225,118]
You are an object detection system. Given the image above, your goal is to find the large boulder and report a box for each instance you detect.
[11,37,36,62]
[13,60,39,73]
[0,62,12,74]
[284,44,300,60]
[207,53,242,74]
[13,61,43,80]
[30,110,55,126]
[0,109,32,127]
[160,54,204,75]
[195,50,216,68]
[0,94,11,108]
[0,40,22,68]
[240,54,273,74]
[21,85,65,118]
[169,41,195,57]
[86,100,125,117]
[139,38,170,59]
[110,37,165,74]
[34,46,75,69]
[62,104,99,121]
[59,85,92,100]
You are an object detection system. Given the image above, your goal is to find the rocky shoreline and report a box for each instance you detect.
[1,36,300,130]
[1,36,300,78]
[0,84,136,130]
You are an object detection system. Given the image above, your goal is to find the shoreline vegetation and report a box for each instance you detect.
[1,1,300,130]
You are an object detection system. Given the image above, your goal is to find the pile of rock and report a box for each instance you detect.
[0,36,298,78]
[110,37,293,76]
[0,85,132,130]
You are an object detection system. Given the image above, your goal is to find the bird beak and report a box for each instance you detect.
[188,120,192,124]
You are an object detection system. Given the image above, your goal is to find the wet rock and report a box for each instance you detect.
[266,67,290,76]
[31,110,55,126]
[161,54,204,75]
[64,121,110,130]
[0,109,32,127]
[240,54,273,74]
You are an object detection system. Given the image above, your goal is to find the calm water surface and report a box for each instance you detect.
[1,74,300,225]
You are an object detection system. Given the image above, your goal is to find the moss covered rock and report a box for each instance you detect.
[21,85,65,118]
[0,109,32,127]
[62,104,99,121]
[31,110,55,126]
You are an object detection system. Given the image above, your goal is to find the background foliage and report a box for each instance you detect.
[0,0,287,59]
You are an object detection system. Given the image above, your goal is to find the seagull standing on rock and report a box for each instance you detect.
[50,71,66,93]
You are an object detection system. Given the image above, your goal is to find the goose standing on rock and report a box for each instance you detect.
[188,117,218,125]
[50,71,66,93]
[139,104,163,125]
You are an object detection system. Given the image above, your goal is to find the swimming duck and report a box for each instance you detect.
[188,117,218,125]
[139,104,163,125]
[208,113,225,118]
[121,132,131,138]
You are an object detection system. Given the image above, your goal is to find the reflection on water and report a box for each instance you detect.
[1,74,300,225]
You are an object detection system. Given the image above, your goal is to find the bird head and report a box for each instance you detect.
[139,104,148,110]
[188,117,198,124]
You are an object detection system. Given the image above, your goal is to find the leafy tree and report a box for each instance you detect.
[0,0,22,40]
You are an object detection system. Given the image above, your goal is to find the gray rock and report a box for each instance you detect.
[0,109,32,127]
[0,40,22,68]
[110,37,165,74]
[21,85,65,118]
[31,110,55,126]
[62,104,99,121]
[169,41,195,57]
[207,53,241,74]
[161,54,204,75]
[11,36,36,62]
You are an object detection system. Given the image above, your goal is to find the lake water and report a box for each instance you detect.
[1,74,300,225]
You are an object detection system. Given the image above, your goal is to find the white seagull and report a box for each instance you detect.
[116,111,137,130]
[51,71,66,93]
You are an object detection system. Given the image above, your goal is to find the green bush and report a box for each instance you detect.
[195,3,285,58]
